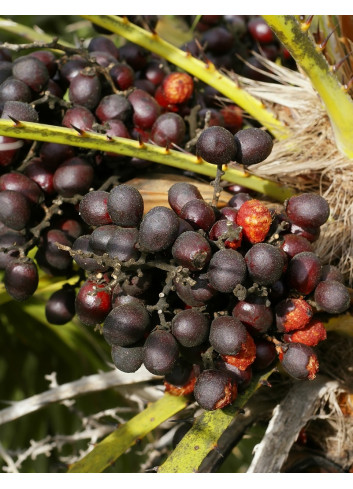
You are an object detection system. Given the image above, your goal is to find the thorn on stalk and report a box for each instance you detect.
[300,15,314,32]
[317,24,339,52]
[70,124,88,136]
[8,116,22,127]
[330,51,353,72]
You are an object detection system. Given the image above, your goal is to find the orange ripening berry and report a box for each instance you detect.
[236,199,272,243]
[221,332,256,370]
[283,317,327,347]
[164,373,197,396]
[162,72,194,105]
[275,298,313,333]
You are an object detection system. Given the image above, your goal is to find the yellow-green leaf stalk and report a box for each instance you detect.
[82,15,289,140]
[158,369,273,473]
[67,392,188,473]
[0,119,295,201]
[0,16,73,46]
[263,15,353,160]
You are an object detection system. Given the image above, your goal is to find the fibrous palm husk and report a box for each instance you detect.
[227,56,353,284]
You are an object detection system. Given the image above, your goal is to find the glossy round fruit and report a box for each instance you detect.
[286,251,322,295]
[106,227,140,262]
[151,112,186,147]
[138,206,179,253]
[4,258,38,301]
[196,126,237,165]
[314,280,350,314]
[172,231,211,271]
[107,184,144,227]
[53,157,94,198]
[207,249,247,293]
[234,128,273,166]
[143,329,179,375]
[232,296,273,333]
[209,315,247,355]
[103,303,150,347]
[285,193,330,229]
[193,369,237,411]
[45,288,76,325]
[75,281,112,326]
[79,190,112,226]
[0,190,31,230]
[245,243,284,285]
[279,343,319,380]
[221,332,256,370]
[168,182,203,216]
[179,199,215,231]
[171,309,210,347]
[111,341,144,373]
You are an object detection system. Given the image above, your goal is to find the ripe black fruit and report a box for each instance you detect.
[193,369,237,411]
[314,280,350,314]
[196,126,237,165]
[103,303,150,347]
[233,128,273,165]
[143,329,179,375]
[5,258,38,301]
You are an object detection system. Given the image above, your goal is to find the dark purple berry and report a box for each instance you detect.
[111,342,144,373]
[95,94,132,123]
[179,199,215,231]
[314,280,350,314]
[232,296,273,334]
[103,303,150,347]
[107,184,144,227]
[107,227,140,262]
[245,243,284,285]
[79,190,112,227]
[193,369,237,411]
[172,231,211,271]
[53,157,94,198]
[208,249,247,293]
[168,182,203,216]
[143,330,179,375]
[285,193,330,229]
[279,343,319,380]
[5,258,38,301]
[75,280,112,326]
[0,190,31,230]
[68,70,101,110]
[234,128,273,166]
[138,206,179,253]
[171,309,210,348]
[12,56,49,92]
[196,126,237,165]
[287,251,322,295]
[209,315,247,355]
[151,112,186,147]
[45,288,76,325]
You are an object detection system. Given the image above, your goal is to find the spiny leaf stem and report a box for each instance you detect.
[81,15,290,141]
[0,119,295,201]
[263,15,353,160]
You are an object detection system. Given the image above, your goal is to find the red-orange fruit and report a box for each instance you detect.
[164,365,198,396]
[162,72,194,105]
[276,298,313,333]
[221,332,256,370]
[236,199,272,243]
[283,318,327,347]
